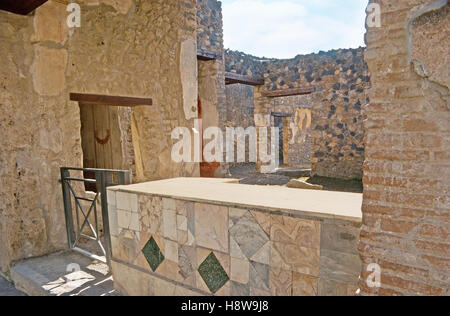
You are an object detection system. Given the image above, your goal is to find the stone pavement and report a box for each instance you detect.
[10,250,117,296]
[0,274,26,296]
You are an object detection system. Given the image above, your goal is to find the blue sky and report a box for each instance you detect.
[221,0,368,58]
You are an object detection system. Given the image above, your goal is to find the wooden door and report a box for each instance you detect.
[80,103,123,179]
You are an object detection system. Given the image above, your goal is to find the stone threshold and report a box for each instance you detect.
[108,178,362,223]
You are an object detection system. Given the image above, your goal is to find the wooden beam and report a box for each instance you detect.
[70,93,152,107]
[225,72,264,86]
[261,86,317,98]
[197,49,222,61]
[0,0,48,15]
[271,112,293,118]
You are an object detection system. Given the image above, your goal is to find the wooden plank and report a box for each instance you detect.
[93,105,109,169]
[108,106,124,170]
[70,93,152,106]
[79,104,97,169]
[0,0,48,15]
[197,49,222,61]
[225,72,264,86]
[261,86,317,98]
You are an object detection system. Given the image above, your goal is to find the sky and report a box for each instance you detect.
[221,0,368,59]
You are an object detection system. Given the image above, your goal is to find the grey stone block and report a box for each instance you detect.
[320,249,362,284]
[320,222,360,255]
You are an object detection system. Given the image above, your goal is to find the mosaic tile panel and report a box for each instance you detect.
[198,252,230,293]
[142,236,165,272]
[112,194,361,297]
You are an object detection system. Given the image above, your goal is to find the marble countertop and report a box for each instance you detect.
[108,177,363,222]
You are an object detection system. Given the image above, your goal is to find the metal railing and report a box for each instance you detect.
[60,167,130,263]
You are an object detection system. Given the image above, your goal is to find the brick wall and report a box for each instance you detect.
[360,0,449,296]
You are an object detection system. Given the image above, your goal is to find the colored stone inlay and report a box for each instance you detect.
[142,236,165,272]
[198,252,229,293]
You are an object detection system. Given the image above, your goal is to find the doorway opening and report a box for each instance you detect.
[72,93,152,191]
[79,104,124,191]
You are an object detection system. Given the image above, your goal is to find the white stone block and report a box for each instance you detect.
[107,190,116,207]
[117,209,140,232]
[116,192,131,211]
[130,194,138,213]
[162,198,176,211]
[177,215,187,231]
[163,209,177,241]
[108,205,119,237]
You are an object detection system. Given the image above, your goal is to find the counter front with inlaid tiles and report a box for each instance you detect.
[107,178,363,296]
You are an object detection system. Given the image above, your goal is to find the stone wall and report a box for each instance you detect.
[225,49,271,77]
[197,0,226,129]
[360,0,449,296]
[224,84,255,164]
[254,48,369,177]
[0,0,200,272]
[273,96,312,168]
[108,187,362,296]
[225,84,255,129]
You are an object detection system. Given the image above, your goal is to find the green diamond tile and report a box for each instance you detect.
[198,252,229,293]
[142,237,165,272]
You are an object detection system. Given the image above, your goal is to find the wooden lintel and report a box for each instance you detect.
[225,72,264,86]
[197,49,222,61]
[70,93,152,107]
[271,112,293,118]
[0,0,48,15]
[262,86,317,98]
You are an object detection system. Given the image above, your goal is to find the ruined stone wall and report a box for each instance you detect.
[360,0,449,296]
[273,96,312,168]
[225,84,255,129]
[0,4,79,272]
[225,49,272,77]
[0,0,199,272]
[254,48,369,177]
[197,0,225,129]
[224,84,255,165]
[197,0,228,176]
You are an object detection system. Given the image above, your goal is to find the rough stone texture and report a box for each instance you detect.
[254,49,369,178]
[109,190,361,296]
[224,84,255,164]
[224,48,369,176]
[273,97,312,168]
[0,0,200,272]
[225,49,272,77]
[360,0,450,296]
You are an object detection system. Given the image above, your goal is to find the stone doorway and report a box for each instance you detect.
[72,93,152,190]
[272,113,291,167]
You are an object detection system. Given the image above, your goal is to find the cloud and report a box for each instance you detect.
[222,0,367,58]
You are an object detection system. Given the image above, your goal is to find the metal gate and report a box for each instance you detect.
[60,167,130,263]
